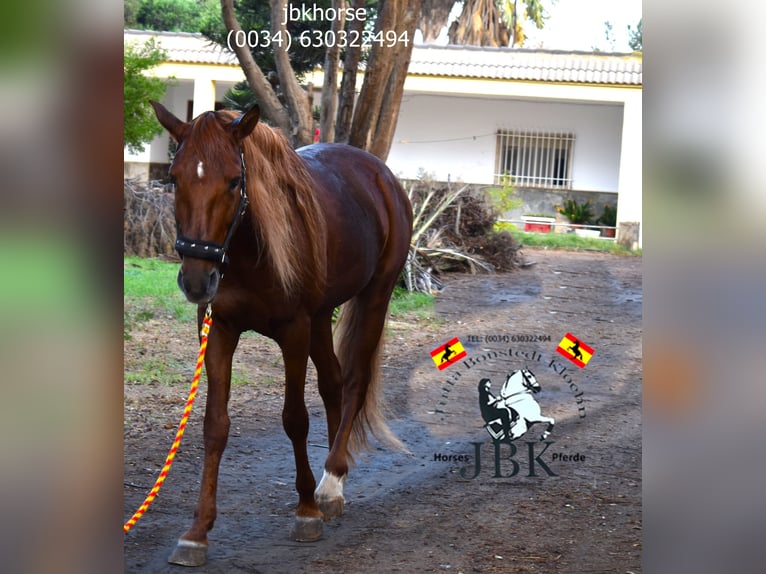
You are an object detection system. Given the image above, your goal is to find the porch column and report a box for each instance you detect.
[616,91,643,248]
[192,76,216,118]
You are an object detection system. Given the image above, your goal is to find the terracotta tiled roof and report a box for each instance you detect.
[408,44,642,85]
[124,30,642,85]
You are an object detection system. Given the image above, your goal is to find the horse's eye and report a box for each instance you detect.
[229,177,242,192]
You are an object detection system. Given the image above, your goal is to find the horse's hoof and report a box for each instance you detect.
[318,496,345,520]
[290,516,323,542]
[167,539,208,567]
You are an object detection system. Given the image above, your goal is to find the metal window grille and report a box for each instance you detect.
[494,130,575,188]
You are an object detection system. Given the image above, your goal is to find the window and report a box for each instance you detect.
[495,130,575,188]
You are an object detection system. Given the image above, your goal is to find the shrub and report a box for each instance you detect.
[597,204,617,227]
[555,198,594,224]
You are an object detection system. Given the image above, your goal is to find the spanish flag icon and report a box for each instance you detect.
[430,337,467,370]
[556,333,594,368]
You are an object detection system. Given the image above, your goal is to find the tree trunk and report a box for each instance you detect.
[319,0,346,143]
[221,0,291,135]
[335,0,366,143]
[418,0,456,43]
[448,0,510,47]
[269,0,313,147]
[369,2,420,159]
[347,0,396,153]
[348,0,422,160]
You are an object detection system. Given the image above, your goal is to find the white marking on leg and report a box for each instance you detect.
[197,161,204,179]
[315,470,345,502]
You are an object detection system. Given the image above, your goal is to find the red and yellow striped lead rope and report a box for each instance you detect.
[124,305,213,534]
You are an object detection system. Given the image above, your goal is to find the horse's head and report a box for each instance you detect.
[520,368,541,393]
[151,100,261,304]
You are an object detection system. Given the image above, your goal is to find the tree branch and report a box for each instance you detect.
[269,0,313,146]
[335,0,366,142]
[369,0,421,159]
[220,0,291,133]
[319,0,346,142]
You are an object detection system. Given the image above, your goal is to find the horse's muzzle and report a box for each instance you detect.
[177,265,220,304]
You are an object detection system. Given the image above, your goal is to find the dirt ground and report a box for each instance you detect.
[124,249,642,573]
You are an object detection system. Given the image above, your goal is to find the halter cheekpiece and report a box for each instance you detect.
[175,150,249,273]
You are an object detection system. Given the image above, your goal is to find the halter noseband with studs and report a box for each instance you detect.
[174,150,249,273]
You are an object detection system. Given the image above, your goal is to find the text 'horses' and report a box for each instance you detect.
[150,101,413,567]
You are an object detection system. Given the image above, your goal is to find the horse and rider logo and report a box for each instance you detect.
[478,368,555,443]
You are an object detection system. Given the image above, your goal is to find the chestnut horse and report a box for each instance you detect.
[150,101,412,566]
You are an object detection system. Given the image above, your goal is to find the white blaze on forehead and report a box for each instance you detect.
[196,161,204,179]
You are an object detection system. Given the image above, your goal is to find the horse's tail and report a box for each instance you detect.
[333,296,407,458]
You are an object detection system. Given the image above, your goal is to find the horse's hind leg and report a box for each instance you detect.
[310,310,346,519]
[168,319,239,567]
[540,417,555,440]
[319,282,398,519]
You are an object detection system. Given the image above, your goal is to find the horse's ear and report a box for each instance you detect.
[150,100,189,143]
[230,104,260,142]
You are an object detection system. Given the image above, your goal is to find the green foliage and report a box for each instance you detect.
[125,0,220,33]
[597,204,617,227]
[124,0,141,27]
[212,0,378,111]
[602,21,616,51]
[123,257,195,323]
[555,197,594,225]
[123,39,169,153]
[389,287,434,319]
[125,357,187,385]
[485,176,523,215]
[223,80,259,114]
[204,0,333,79]
[628,18,642,52]
[494,221,519,233]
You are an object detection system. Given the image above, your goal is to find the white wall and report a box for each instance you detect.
[387,93,624,192]
[124,79,240,166]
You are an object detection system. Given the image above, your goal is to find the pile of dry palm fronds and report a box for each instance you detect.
[403,175,523,293]
[124,179,176,257]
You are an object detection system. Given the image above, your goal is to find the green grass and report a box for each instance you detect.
[390,287,434,319]
[124,257,196,322]
[509,230,640,255]
[124,357,187,386]
[124,257,436,336]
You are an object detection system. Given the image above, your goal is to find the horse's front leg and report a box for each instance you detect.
[277,317,324,542]
[168,315,240,567]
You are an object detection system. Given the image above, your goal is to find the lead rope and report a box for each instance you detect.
[124,304,213,534]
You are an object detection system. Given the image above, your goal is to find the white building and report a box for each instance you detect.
[124,30,642,246]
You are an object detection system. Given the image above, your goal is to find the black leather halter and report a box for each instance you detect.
[175,150,249,273]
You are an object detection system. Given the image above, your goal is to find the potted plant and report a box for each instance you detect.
[521,213,556,233]
[555,198,599,237]
[596,204,617,237]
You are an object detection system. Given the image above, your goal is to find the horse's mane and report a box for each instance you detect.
[207,110,327,295]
